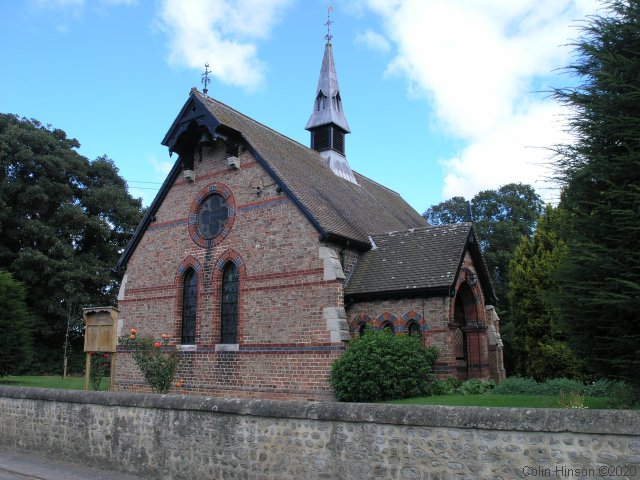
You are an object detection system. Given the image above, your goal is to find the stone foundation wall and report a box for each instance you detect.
[1,386,639,480]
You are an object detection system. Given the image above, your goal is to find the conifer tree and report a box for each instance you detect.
[553,0,640,386]
[509,206,581,380]
[0,270,33,376]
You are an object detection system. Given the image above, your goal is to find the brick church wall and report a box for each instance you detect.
[116,142,347,400]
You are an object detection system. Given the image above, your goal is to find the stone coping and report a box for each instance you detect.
[1,386,638,436]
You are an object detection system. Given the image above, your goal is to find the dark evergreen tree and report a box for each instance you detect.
[0,270,34,376]
[552,0,640,387]
[509,206,581,380]
[424,183,544,373]
[0,114,144,373]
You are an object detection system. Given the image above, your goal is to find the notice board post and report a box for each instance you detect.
[83,307,119,391]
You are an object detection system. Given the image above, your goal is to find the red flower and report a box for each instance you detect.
[130,328,137,335]
[153,342,162,348]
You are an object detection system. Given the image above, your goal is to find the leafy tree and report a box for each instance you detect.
[0,270,34,376]
[330,329,438,402]
[424,183,544,373]
[551,0,640,387]
[508,206,581,380]
[0,114,144,372]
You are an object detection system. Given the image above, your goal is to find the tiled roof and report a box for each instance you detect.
[344,223,495,303]
[197,92,426,244]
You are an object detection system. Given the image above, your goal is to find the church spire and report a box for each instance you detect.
[305,8,357,184]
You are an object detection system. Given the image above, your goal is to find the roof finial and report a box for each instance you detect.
[201,62,211,95]
[324,5,333,44]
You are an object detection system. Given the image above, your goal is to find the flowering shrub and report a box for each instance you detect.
[119,329,180,394]
[89,352,111,390]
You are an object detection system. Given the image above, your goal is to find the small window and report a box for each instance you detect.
[407,321,421,337]
[358,323,367,337]
[220,262,239,344]
[381,321,394,333]
[181,269,197,344]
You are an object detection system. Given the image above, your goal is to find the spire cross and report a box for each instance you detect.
[324,5,333,43]
[201,62,211,95]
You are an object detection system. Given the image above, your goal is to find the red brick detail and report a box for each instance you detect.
[245,268,323,282]
[173,161,259,187]
[374,312,399,331]
[238,195,289,211]
[242,279,333,293]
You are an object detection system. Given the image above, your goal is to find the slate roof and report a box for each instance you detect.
[116,91,426,271]
[344,223,496,304]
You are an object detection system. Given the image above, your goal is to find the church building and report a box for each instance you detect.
[114,34,505,400]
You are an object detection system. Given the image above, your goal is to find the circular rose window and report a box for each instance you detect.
[198,194,228,239]
[188,183,235,247]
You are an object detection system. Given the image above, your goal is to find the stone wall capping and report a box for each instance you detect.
[1,386,638,436]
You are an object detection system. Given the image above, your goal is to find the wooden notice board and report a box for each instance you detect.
[83,307,119,353]
[83,306,119,391]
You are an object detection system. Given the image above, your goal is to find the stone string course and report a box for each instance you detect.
[1,386,639,479]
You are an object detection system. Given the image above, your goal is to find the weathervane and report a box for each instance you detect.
[201,62,211,95]
[325,5,333,44]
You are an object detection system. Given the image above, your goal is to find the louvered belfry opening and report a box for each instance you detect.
[311,126,345,155]
[332,128,344,154]
[311,126,331,151]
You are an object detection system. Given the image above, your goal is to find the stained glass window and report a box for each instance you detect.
[198,194,228,239]
[181,269,197,344]
[220,262,239,344]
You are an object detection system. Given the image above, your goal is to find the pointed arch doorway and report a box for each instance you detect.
[453,282,478,381]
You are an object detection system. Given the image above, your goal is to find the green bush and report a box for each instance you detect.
[493,377,639,404]
[491,377,540,395]
[455,379,495,395]
[540,378,586,396]
[429,377,462,395]
[330,330,438,402]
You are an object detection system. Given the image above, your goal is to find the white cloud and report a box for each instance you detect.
[156,0,293,91]
[149,156,173,178]
[355,29,391,53]
[348,0,600,202]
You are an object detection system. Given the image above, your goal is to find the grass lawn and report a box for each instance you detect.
[0,375,109,391]
[388,393,613,409]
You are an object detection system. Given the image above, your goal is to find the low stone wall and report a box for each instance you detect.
[0,386,639,479]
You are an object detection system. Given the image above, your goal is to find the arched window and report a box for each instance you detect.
[407,321,421,337]
[220,262,239,344]
[358,323,368,337]
[381,321,394,333]
[181,268,197,344]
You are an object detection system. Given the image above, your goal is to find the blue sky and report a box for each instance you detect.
[1,0,599,212]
